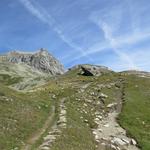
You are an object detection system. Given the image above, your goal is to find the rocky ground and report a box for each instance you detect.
[63,76,140,150]
[91,81,139,150]
[93,111,139,150]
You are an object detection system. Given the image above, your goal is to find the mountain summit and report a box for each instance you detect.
[1,48,65,75]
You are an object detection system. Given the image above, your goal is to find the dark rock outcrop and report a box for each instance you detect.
[80,66,94,76]
[70,64,113,76]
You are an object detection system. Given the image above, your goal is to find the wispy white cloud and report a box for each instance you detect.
[100,22,138,69]
[65,1,150,67]
[129,47,150,71]
[18,0,93,61]
[114,32,150,47]
[125,0,150,33]
[87,1,150,70]
[18,0,150,71]
[64,28,150,66]
[62,41,109,64]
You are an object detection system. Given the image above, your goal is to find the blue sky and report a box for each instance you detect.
[0,0,150,71]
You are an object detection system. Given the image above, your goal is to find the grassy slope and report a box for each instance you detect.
[0,62,49,91]
[119,75,150,150]
[45,70,121,150]
[36,70,97,150]
[0,74,22,85]
[47,71,150,150]
[0,65,150,150]
[0,75,52,150]
[49,88,96,150]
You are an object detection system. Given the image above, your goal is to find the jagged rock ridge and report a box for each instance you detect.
[1,48,65,75]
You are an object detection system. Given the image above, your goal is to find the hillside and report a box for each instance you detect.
[0,53,149,150]
[0,49,65,91]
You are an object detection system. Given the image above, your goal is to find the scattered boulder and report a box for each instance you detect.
[122,138,130,145]
[99,93,108,98]
[103,124,109,128]
[111,144,117,150]
[84,119,88,123]
[112,137,127,146]
[131,139,137,145]
[107,103,117,109]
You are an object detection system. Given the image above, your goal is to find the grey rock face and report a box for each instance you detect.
[6,49,65,75]
[70,64,113,76]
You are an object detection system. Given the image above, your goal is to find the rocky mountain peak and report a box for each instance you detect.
[38,48,49,56]
[1,49,65,75]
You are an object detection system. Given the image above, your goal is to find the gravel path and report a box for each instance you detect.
[93,110,140,150]
[92,82,140,150]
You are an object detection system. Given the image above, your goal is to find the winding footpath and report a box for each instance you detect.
[21,97,67,150]
[21,106,55,150]
[38,98,67,150]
